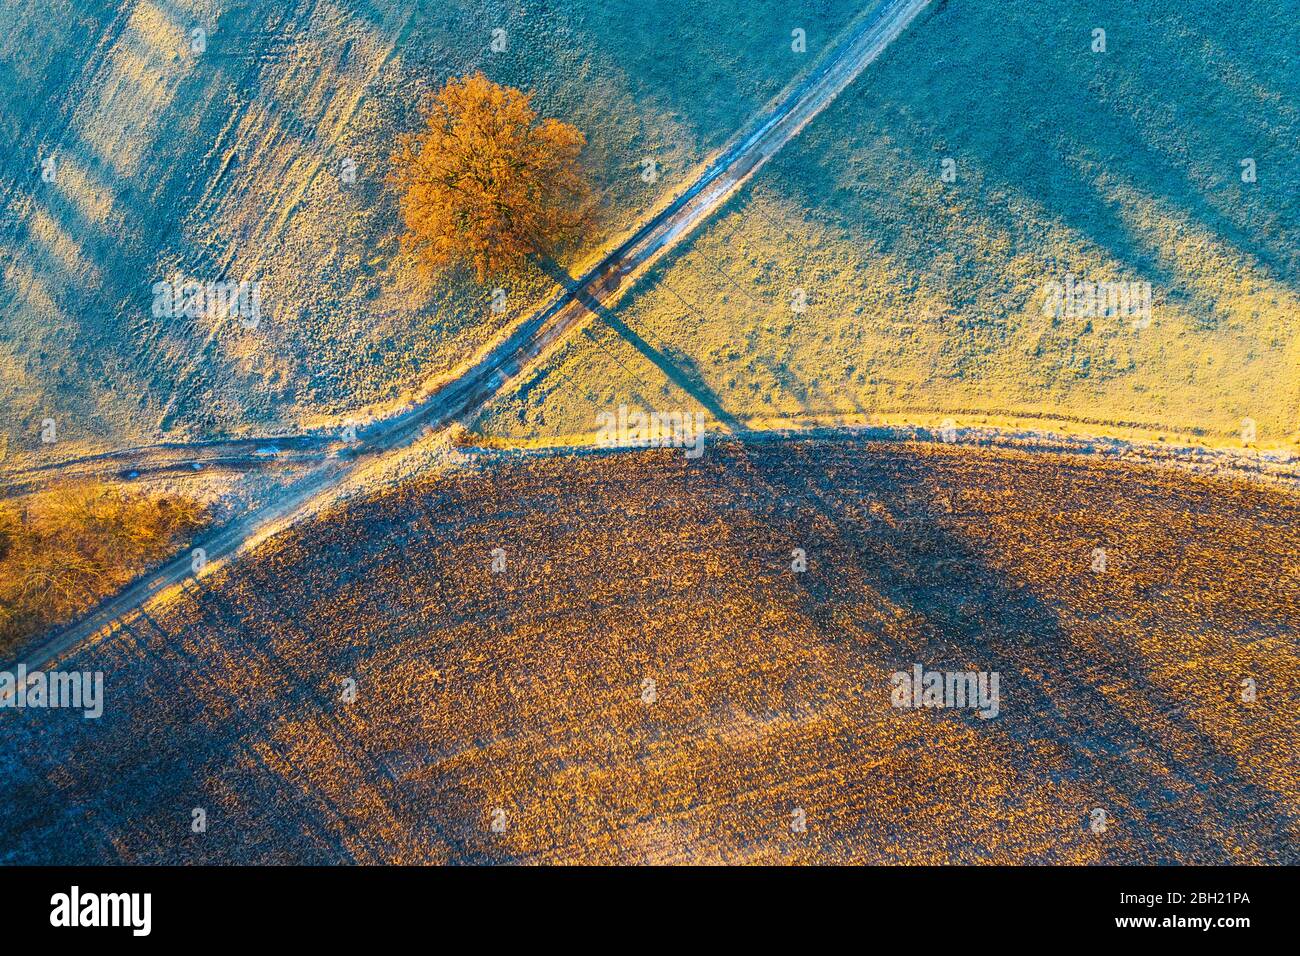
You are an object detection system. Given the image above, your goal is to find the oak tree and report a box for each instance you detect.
[390,72,590,281]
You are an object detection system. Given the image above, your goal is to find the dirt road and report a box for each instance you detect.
[8,0,934,673]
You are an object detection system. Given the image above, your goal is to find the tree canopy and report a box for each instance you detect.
[390,72,590,281]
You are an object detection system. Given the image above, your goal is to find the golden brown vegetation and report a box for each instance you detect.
[473,0,1300,451]
[1,442,1294,863]
[0,483,207,657]
[390,72,590,281]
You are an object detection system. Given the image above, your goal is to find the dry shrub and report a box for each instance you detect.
[0,483,208,657]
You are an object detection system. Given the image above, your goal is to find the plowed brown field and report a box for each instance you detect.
[2,438,1296,863]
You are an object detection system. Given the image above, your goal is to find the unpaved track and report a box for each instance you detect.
[0,436,334,498]
[9,0,933,673]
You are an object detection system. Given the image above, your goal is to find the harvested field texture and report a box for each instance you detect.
[0,0,868,466]
[2,439,1295,864]
[474,0,1300,451]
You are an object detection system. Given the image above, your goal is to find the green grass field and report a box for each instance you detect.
[473,0,1300,450]
[0,0,867,466]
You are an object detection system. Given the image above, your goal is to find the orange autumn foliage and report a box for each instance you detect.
[390,72,591,281]
[0,483,208,657]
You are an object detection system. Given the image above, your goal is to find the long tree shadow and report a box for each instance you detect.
[708,435,1298,862]
[533,252,750,434]
[773,0,1299,302]
[0,434,1294,863]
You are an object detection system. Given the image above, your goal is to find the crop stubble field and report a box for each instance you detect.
[1,439,1295,864]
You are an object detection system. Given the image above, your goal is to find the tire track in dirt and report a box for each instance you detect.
[8,0,934,673]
